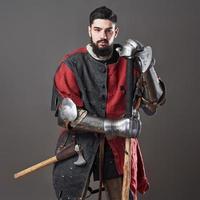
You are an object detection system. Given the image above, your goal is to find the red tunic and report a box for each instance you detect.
[54,47,149,194]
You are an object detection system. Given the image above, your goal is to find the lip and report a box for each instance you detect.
[99,42,108,47]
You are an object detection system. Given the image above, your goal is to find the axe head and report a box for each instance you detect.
[74,145,87,166]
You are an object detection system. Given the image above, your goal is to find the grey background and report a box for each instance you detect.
[0,0,199,199]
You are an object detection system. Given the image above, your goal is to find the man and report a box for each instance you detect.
[51,6,165,200]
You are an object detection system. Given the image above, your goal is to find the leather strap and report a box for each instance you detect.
[98,135,105,200]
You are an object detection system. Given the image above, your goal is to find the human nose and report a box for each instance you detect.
[100,30,107,39]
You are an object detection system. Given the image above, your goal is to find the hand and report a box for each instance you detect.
[117,39,143,58]
[104,116,141,138]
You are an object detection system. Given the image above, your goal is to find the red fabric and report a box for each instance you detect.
[54,62,84,107]
[54,48,149,194]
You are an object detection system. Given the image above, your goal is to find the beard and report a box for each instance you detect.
[90,38,113,58]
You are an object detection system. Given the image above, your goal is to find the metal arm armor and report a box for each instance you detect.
[140,59,166,115]
[59,98,141,138]
[70,110,141,138]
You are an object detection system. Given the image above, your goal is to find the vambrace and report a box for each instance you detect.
[71,111,141,138]
[140,59,166,115]
[59,98,141,138]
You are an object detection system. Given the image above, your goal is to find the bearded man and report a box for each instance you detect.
[51,6,165,200]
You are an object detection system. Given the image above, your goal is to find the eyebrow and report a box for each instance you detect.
[93,26,113,30]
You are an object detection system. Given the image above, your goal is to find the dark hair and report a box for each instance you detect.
[89,6,117,25]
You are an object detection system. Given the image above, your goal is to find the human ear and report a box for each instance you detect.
[88,26,91,37]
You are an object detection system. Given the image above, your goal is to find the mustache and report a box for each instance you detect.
[97,39,108,44]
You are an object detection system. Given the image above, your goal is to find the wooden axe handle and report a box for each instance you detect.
[14,142,76,179]
[122,138,132,200]
[14,156,58,179]
[122,97,141,200]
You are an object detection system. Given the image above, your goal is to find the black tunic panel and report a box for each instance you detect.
[52,47,120,199]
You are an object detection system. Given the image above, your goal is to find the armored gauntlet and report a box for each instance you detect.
[118,39,165,114]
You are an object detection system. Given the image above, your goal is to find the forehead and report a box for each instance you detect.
[91,19,116,29]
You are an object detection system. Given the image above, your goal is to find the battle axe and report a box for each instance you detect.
[14,142,86,179]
